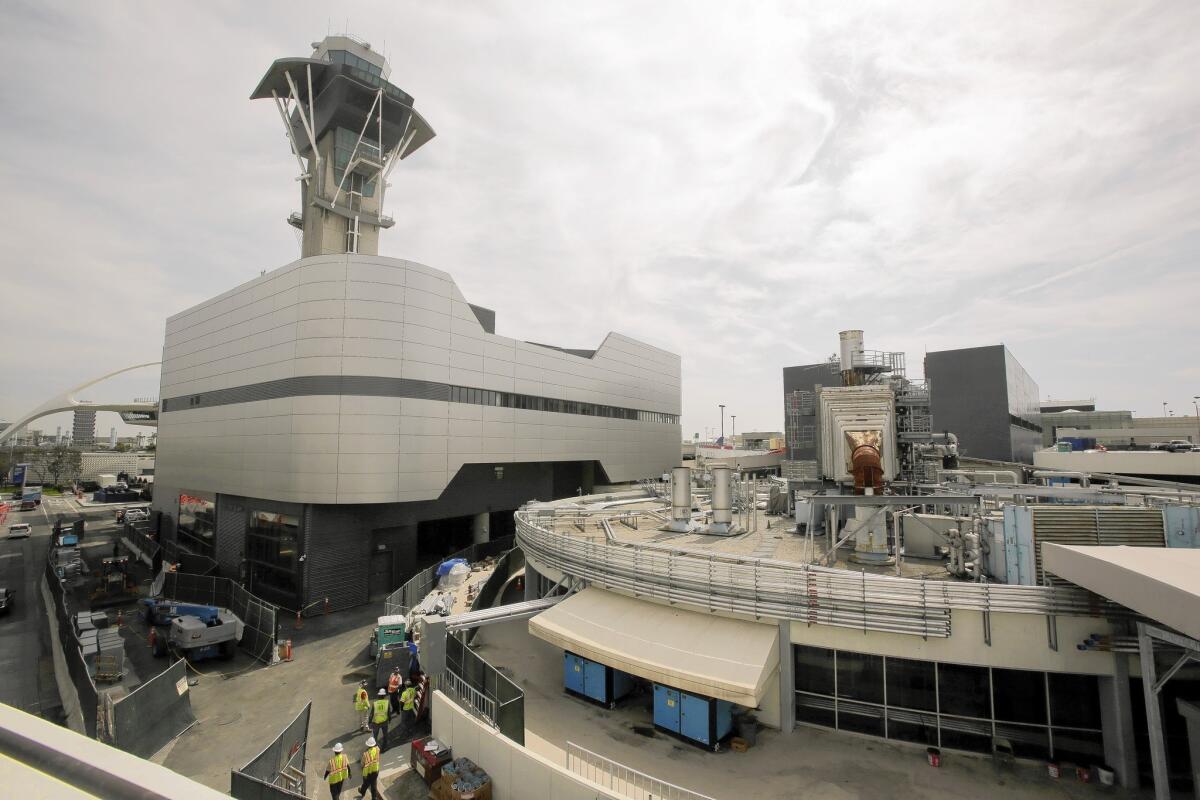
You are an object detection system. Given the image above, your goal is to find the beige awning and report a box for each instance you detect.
[528,588,779,707]
[1043,544,1200,640]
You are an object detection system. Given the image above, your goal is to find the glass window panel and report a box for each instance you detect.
[995,722,1050,760]
[1048,673,1101,729]
[246,510,301,607]
[938,715,992,753]
[886,707,938,746]
[794,645,835,696]
[795,693,835,728]
[1051,728,1104,763]
[177,493,215,558]
[837,651,883,704]
[886,656,936,711]
[992,668,1047,724]
[837,699,884,736]
[938,663,990,719]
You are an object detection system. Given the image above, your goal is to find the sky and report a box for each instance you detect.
[1,0,1198,441]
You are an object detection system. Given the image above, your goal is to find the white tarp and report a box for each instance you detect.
[529,587,779,707]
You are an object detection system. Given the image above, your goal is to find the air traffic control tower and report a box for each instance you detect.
[251,35,435,257]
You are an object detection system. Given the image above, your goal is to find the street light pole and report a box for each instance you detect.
[719,404,726,446]
[1162,401,1168,417]
[731,415,736,446]
[1193,396,1199,444]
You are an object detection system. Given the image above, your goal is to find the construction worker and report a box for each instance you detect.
[371,687,390,746]
[406,638,421,680]
[356,736,382,800]
[324,742,350,799]
[354,680,370,732]
[400,679,418,731]
[386,667,402,715]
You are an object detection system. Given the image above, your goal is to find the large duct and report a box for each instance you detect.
[669,467,692,532]
[838,330,864,372]
[709,465,733,533]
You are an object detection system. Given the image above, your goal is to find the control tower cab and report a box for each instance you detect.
[251,35,435,257]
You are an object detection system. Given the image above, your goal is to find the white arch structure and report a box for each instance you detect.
[0,362,161,446]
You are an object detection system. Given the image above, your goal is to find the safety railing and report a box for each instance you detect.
[516,507,1116,639]
[437,669,497,726]
[566,742,716,800]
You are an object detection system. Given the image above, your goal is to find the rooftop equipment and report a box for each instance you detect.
[708,465,733,535]
[668,467,692,532]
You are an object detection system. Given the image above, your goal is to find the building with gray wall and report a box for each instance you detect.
[150,37,681,613]
[924,344,1042,464]
[72,408,96,448]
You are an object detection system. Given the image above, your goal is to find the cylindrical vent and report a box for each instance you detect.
[671,467,692,522]
[839,330,864,371]
[711,465,733,525]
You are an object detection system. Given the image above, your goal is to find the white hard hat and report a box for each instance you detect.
[366,736,376,747]
[378,688,387,696]
[333,742,343,753]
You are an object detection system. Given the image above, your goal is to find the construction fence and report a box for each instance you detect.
[383,535,515,617]
[120,520,160,570]
[161,572,280,663]
[445,633,524,745]
[105,659,196,759]
[230,702,311,800]
[43,558,99,738]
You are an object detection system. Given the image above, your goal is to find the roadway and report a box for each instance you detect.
[0,498,59,718]
[0,494,128,721]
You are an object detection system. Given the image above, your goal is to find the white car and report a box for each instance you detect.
[7,523,32,539]
[124,509,150,522]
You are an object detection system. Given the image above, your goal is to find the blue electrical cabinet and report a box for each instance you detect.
[564,653,587,695]
[564,651,635,706]
[654,683,733,749]
[653,684,681,733]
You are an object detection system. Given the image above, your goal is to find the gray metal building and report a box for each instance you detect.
[924,344,1042,464]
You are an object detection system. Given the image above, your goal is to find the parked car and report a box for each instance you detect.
[7,523,32,539]
[0,588,12,614]
[1166,440,1195,453]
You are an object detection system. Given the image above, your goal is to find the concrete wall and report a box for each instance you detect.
[1034,448,1200,480]
[430,691,623,800]
[154,254,680,508]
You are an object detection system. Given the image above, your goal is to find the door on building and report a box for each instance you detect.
[368,548,392,600]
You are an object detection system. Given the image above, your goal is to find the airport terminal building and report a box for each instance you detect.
[151,37,680,612]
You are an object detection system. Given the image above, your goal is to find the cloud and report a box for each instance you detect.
[1,0,1198,439]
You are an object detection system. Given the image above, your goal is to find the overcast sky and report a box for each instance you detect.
[2,1,1198,441]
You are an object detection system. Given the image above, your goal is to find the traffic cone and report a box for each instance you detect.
[295,609,303,630]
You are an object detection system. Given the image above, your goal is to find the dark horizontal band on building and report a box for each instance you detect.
[161,375,679,425]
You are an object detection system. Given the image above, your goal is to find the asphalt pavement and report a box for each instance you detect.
[0,499,60,719]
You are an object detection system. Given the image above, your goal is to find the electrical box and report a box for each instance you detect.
[653,684,681,733]
[563,652,634,707]
[653,684,733,749]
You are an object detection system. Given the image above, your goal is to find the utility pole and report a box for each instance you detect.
[731,415,737,445]
[719,405,726,446]
[1162,401,1168,417]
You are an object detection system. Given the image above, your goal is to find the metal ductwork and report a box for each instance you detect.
[709,465,733,534]
[669,467,692,532]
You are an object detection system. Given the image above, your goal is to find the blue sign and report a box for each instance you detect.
[11,463,28,487]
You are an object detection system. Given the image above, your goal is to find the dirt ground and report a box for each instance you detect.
[153,603,429,797]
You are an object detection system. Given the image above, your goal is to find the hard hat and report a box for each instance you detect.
[359,679,367,685]
[378,688,387,696]
[366,736,376,747]
[333,742,343,753]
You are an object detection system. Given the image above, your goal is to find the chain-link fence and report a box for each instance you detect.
[383,535,516,616]
[444,634,524,744]
[230,702,311,800]
[106,659,196,758]
[44,557,100,738]
[161,572,279,663]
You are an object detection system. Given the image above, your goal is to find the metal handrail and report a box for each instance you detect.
[566,742,716,800]
[515,508,1118,639]
[437,670,497,726]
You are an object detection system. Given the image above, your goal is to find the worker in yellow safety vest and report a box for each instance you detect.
[371,687,390,746]
[356,736,382,800]
[400,680,418,730]
[323,742,350,799]
[354,680,370,732]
